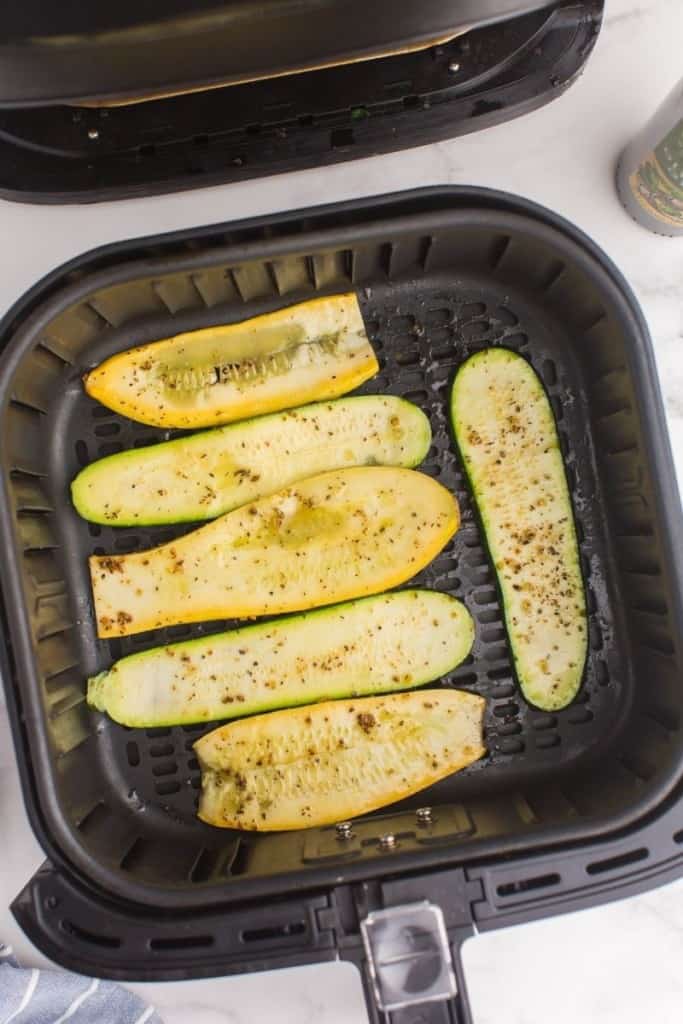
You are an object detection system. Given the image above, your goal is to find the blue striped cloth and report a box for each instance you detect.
[1,945,163,1024]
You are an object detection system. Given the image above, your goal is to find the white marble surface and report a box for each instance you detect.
[2,0,683,1020]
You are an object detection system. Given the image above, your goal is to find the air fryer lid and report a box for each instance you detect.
[1,0,559,108]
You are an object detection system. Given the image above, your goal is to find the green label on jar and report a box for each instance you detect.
[631,117,683,227]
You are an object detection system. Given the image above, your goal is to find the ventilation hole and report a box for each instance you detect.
[497,737,524,755]
[61,919,121,948]
[87,522,101,537]
[590,622,604,651]
[403,389,429,404]
[187,757,199,771]
[491,682,516,700]
[586,588,597,614]
[395,349,421,367]
[496,306,518,326]
[94,422,120,437]
[493,702,519,719]
[497,722,522,736]
[241,921,306,943]
[452,672,478,687]
[92,406,112,419]
[155,780,182,795]
[126,742,140,767]
[476,608,499,624]
[531,715,557,731]
[114,536,139,553]
[146,727,171,738]
[461,320,489,341]
[150,934,213,951]
[167,624,192,639]
[149,742,174,757]
[674,829,683,844]
[152,760,178,777]
[108,638,122,661]
[74,439,89,467]
[567,707,594,725]
[182,724,206,733]
[497,872,560,897]
[586,848,648,875]
[535,733,560,749]
[190,777,201,790]
[474,588,497,606]
[77,801,109,834]
[424,307,451,327]
[330,128,354,149]
[481,626,506,644]
[574,517,585,542]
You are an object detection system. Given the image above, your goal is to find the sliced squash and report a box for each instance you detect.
[195,689,486,830]
[72,396,431,527]
[83,293,378,428]
[451,347,587,711]
[87,590,474,727]
[90,466,459,638]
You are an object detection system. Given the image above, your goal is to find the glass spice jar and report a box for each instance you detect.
[616,78,683,236]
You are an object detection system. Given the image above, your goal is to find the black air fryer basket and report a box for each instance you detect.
[2,186,683,1023]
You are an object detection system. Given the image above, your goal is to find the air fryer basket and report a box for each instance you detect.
[2,189,683,936]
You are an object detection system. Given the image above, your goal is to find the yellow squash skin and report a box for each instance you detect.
[83,293,378,428]
[195,689,486,830]
[90,466,460,638]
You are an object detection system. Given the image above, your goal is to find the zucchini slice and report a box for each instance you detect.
[451,348,587,711]
[90,466,459,638]
[84,293,378,429]
[195,689,486,830]
[72,396,431,527]
[88,590,474,727]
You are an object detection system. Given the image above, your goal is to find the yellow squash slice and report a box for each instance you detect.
[84,293,378,428]
[195,689,486,830]
[90,466,459,638]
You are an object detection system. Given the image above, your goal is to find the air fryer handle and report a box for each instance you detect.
[349,930,475,1024]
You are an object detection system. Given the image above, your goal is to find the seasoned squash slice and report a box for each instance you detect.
[72,396,431,526]
[90,466,459,638]
[84,293,378,428]
[195,689,486,830]
[87,590,474,727]
[451,348,587,711]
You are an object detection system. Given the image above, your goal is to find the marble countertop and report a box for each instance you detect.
[2,1,683,1021]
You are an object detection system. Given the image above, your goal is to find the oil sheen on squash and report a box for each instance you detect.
[451,347,587,711]
[87,590,474,727]
[71,396,431,526]
[195,689,486,830]
[83,293,378,428]
[90,466,460,638]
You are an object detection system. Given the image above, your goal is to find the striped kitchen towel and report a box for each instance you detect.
[1,944,163,1024]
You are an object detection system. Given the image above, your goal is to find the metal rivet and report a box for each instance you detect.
[336,821,354,840]
[87,128,100,141]
[448,61,461,74]
[379,833,398,850]
[416,806,433,826]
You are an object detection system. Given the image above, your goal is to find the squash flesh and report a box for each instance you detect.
[87,590,474,726]
[90,466,460,638]
[84,293,378,428]
[195,689,486,830]
[451,348,586,710]
[71,396,430,526]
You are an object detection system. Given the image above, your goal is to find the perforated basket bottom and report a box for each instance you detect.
[49,270,627,840]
